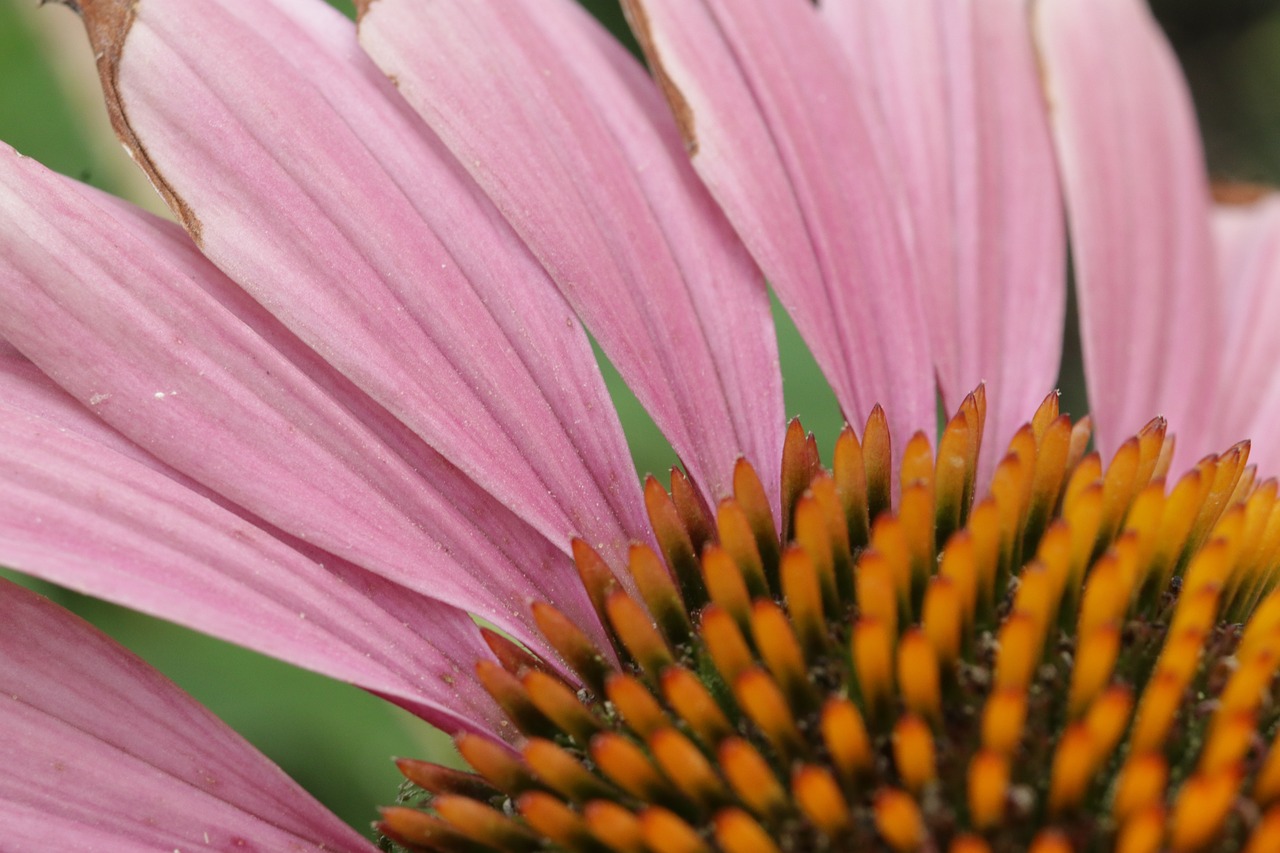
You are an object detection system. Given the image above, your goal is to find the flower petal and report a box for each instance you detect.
[0,145,601,653]
[1036,0,1222,461]
[0,579,373,851]
[356,0,784,503]
[618,0,933,448]
[1214,193,1280,472]
[823,0,1064,463]
[74,0,648,565]
[0,351,507,736]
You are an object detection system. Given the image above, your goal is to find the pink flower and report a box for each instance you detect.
[2,0,1279,849]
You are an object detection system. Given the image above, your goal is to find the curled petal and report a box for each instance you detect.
[357,0,784,504]
[0,579,372,851]
[1037,0,1222,463]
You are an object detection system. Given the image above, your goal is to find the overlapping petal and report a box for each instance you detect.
[618,0,933,451]
[356,0,784,505]
[1037,0,1223,462]
[0,580,374,851]
[823,0,1064,465]
[0,145,601,655]
[1214,193,1280,472]
[74,0,648,567]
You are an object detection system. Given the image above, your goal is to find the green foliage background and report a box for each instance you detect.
[1,0,1279,837]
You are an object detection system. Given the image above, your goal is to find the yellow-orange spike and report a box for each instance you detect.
[1200,712,1256,774]
[1254,730,1280,806]
[523,738,617,803]
[590,732,676,805]
[714,809,783,853]
[583,800,646,853]
[901,431,934,490]
[701,604,755,686]
[1218,644,1279,718]
[644,475,705,610]
[1033,521,1073,612]
[516,791,597,851]
[1028,829,1073,853]
[455,733,540,795]
[628,542,692,646]
[936,407,973,544]
[1026,413,1073,550]
[871,515,914,620]
[1245,807,1280,853]
[1064,483,1104,595]
[981,688,1028,757]
[950,835,994,853]
[378,807,477,852]
[967,750,1009,831]
[719,738,789,820]
[733,458,781,586]
[605,589,674,681]
[821,697,873,785]
[476,660,557,739]
[482,627,550,679]
[939,529,978,624]
[1066,416,1094,474]
[395,758,498,800]
[1134,417,1167,488]
[1082,685,1133,763]
[893,714,936,794]
[1068,625,1121,718]
[897,628,942,723]
[1099,436,1142,546]
[962,385,988,502]
[1048,723,1096,815]
[1077,551,1132,638]
[751,599,815,710]
[660,666,734,747]
[1169,770,1241,852]
[857,550,900,639]
[1112,753,1169,822]
[834,424,872,549]
[968,499,1003,621]
[734,667,807,762]
[1193,444,1251,547]
[531,603,614,695]
[639,807,712,853]
[1149,468,1209,590]
[1130,670,1187,754]
[994,612,1041,690]
[1064,451,1104,520]
[864,405,894,522]
[779,546,830,660]
[922,575,964,668]
[605,673,668,740]
[524,670,603,746]
[1168,584,1220,641]
[1011,566,1057,650]
[900,481,936,609]
[781,418,820,540]
[433,794,540,850]
[716,498,771,600]
[792,496,840,616]
[572,538,623,634]
[670,466,714,557]
[793,764,851,837]
[649,728,729,810]
[874,788,925,852]
[1116,807,1165,853]
[809,474,855,601]
[1241,590,1280,657]
[853,617,896,716]
[701,544,752,633]
[993,426,1036,569]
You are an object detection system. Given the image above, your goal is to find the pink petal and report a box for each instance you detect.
[0,580,373,851]
[74,0,649,566]
[1213,193,1280,473]
[616,0,933,448]
[356,0,784,504]
[0,145,603,654]
[0,353,507,737]
[823,0,1064,463]
[1036,0,1222,462]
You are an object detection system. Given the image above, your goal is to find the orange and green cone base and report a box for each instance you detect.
[379,389,1280,852]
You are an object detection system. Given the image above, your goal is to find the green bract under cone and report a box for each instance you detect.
[380,389,1280,853]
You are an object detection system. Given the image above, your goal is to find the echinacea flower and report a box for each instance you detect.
[3,0,1280,851]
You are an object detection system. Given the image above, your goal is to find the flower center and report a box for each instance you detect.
[379,389,1280,853]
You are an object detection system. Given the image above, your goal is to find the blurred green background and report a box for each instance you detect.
[2,0,1279,838]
